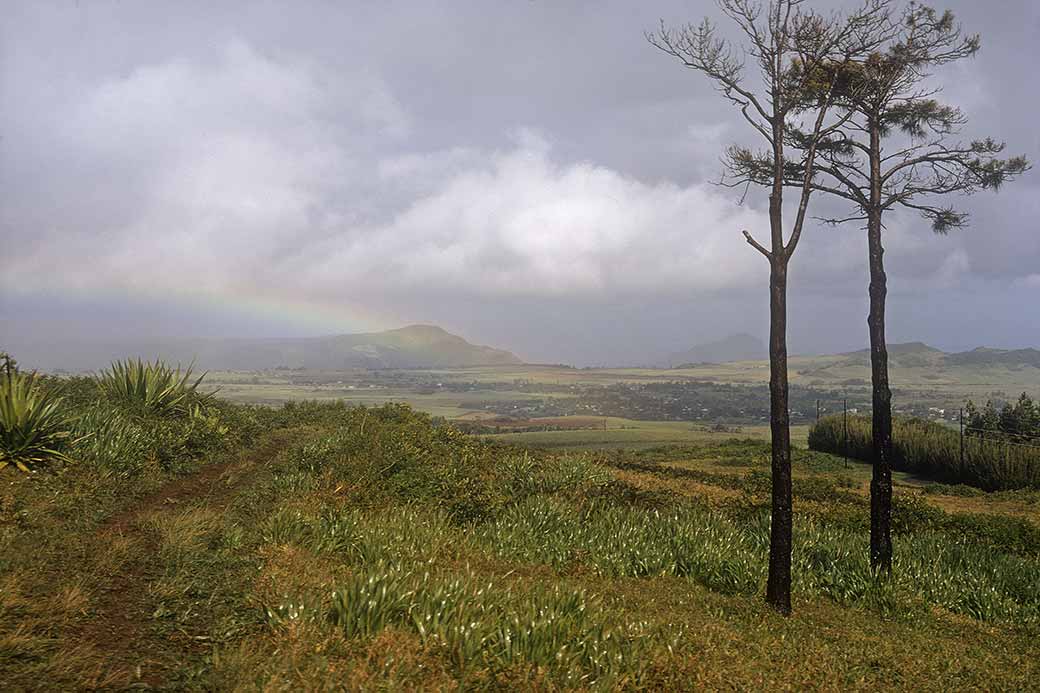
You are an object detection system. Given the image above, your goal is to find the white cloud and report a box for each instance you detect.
[1,39,774,302]
[304,142,767,297]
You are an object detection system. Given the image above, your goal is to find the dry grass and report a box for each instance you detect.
[610,467,742,504]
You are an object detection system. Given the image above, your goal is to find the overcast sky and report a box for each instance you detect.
[2,0,1037,365]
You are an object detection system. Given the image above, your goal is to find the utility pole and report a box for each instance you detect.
[959,407,965,470]
[843,399,848,470]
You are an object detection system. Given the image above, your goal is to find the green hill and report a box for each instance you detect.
[15,324,523,371]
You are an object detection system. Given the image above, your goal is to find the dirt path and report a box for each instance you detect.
[73,431,295,689]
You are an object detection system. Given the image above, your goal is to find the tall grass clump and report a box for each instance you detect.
[96,358,213,417]
[66,405,152,477]
[474,497,1039,624]
[0,365,74,472]
[478,498,765,595]
[319,562,669,685]
[809,414,1040,490]
[261,505,464,565]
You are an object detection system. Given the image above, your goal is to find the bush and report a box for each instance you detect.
[96,358,213,418]
[808,414,1040,490]
[68,405,151,476]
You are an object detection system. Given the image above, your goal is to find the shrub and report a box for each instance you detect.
[808,414,1040,490]
[66,398,230,476]
[0,368,74,472]
[96,358,213,418]
[68,405,151,476]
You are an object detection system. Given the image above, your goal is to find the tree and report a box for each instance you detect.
[648,0,891,614]
[729,3,1028,572]
[968,393,1040,440]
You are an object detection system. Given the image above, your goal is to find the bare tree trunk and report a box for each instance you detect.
[766,255,793,614]
[867,208,893,572]
[867,121,893,572]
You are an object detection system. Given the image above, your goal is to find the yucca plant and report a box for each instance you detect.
[96,358,213,418]
[0,367,73,472]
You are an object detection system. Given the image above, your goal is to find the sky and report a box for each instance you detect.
[1,0,1038,365]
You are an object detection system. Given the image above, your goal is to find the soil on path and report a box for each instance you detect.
[73,431,294,689]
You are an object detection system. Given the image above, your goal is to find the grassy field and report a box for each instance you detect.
[480,418,811,450]
[212,382,560,419]
[2,397,1039,690]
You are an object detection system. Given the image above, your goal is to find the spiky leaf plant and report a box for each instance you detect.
[96,358,213,418]
[0,368,73,472]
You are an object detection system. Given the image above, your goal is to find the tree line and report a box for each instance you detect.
[965,393,1040,442]
[648,0,1028,613]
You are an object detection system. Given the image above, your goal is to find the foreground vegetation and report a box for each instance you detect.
[1,362,1038,689]
[809,414,1040,491]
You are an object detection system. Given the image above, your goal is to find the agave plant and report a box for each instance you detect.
[96,358,213,418]
[0,368,73,472]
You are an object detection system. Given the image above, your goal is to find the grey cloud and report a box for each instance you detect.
[1,0,1037,365]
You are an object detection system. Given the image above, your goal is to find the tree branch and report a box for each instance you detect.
[743,229,772,258]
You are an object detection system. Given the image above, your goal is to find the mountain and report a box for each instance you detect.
[835,343,1040,369]
[12,325,523,371]
[945,347,1040,368]
[838,342,946,368]
[668,333,766,367]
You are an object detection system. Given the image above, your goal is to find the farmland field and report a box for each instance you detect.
[208,354,1040,432]
[475,418,810,450]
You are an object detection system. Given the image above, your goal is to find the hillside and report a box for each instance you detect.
[14,324,522,371]
[2,387,1037,689]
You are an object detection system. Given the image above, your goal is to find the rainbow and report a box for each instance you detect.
[6,282,397,337]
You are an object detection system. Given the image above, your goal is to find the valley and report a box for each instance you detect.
[207,342,1040,442]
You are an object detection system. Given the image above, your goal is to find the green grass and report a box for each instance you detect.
[1,396,1038,689]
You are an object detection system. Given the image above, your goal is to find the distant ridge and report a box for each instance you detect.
[14,324,523,371]
[945,347,1040,368]
[659,339,1040,373]
[668,333,766,367]
[839,343,1040,369]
